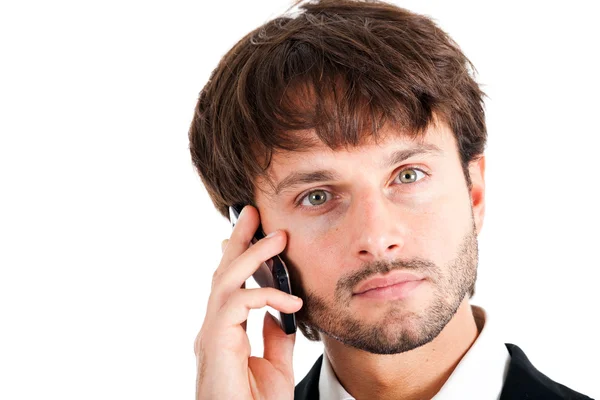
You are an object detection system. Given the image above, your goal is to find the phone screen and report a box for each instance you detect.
[228,205,297,334]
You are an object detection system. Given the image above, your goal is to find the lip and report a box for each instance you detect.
[355,279,424,300]
[353,271,424,295]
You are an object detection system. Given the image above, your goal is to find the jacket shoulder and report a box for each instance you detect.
[501,343,593,399]
[294,355,323,400]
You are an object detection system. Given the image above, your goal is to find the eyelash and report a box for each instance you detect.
[294,166,430,211]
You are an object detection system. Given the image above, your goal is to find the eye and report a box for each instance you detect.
[299,189,331,207]
[394,167,426,184]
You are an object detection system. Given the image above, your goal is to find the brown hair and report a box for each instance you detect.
[189,0,485,338]
[189,0,486,217]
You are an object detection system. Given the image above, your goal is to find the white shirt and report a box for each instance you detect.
[318,305,511,400]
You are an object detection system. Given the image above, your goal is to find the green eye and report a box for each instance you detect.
[297,189,333,209]
[397,168,424,183]
[306,190,328,206]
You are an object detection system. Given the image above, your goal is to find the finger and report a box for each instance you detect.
[221,239,229,253]
[217,287,303,330]
[240,281,246,331]
[210,230,286,305]
[219,205,261,270]
[263,311,298,378]
[222,239,245,288]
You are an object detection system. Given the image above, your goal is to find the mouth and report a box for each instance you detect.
[353,279,425,301]
[353,271,424,295]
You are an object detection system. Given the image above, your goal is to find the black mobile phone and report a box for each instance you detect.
[228,205,297,335]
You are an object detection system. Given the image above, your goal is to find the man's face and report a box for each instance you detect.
[255,120,485,354]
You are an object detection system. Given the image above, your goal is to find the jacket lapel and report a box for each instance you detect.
[294,354,323,400]
[500,343,591,399]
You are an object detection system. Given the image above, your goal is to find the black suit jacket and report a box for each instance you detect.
[294,343,593,399]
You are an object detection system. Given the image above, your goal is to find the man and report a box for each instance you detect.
[189,0,592,398]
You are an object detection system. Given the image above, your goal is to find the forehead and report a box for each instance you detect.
[258,119,458,192]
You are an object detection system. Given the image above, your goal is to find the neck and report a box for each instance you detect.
[322,297,480,400]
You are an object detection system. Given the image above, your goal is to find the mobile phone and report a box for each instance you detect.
[228,205,297,335]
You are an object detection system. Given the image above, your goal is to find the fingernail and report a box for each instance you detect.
[265,230,279,239]
[289,293,301,301]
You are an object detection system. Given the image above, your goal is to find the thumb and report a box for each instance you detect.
[262,311,296,377]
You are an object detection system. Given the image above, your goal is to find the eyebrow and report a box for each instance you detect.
[273,143,442,195]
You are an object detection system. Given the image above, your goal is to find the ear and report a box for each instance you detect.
[468,156,486,235]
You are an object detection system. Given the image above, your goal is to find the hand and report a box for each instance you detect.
[194,205,303,400]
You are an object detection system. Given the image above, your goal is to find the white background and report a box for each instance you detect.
[1,0,598,399]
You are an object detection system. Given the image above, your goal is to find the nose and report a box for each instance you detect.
[349,191,406,262]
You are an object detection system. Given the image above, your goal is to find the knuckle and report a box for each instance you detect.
[194,331,204,356]
[226,288,245,305]
[211,269,222,288]
[225,287,259,311]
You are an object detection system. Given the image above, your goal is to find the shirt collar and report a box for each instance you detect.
[319,344,354,400]
[318,305,511,400]
[432,305,510,399]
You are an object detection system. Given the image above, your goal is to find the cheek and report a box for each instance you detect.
[284,222,341,294]
[408,192,473,265]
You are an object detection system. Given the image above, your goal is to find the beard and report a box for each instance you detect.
[288,222,478,354]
